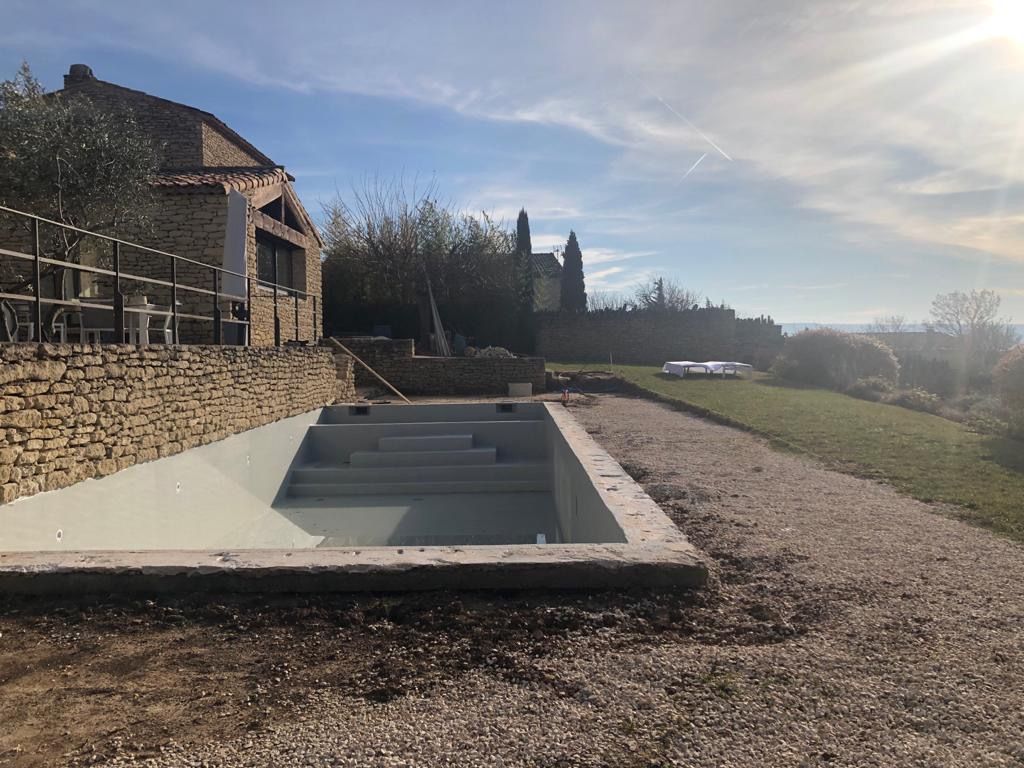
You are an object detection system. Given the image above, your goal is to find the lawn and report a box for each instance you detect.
[550,362,1024,541]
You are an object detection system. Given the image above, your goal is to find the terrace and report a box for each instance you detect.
[0,205,320,348]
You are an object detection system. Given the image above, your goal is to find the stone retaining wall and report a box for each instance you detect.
[337,337,546,396]
[330,350,357,402]
[0,343,354,504]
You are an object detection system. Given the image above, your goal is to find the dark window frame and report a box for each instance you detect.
[256,232,297,294]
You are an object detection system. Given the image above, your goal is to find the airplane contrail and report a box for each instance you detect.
[632,75,732,161]
[680,152,708,182]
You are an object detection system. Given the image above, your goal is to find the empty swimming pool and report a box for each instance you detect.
[0,402,706,592]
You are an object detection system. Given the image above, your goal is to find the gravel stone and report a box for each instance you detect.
[3,394,1022,767]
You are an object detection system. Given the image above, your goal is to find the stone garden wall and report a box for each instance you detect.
[537,310,783,368]
[0,343,355,504]
[338,338,415,388]
[337,337,546,396]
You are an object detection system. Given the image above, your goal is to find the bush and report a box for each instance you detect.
[994,346,1024,409]
[897,352,958,397]
[962,398,1012,435]
[994,345,1024,435]
[772,329,899,391]
[884,387,943,415]
[845,376,894,401]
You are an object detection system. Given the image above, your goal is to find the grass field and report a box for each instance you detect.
[550,362,1024,541]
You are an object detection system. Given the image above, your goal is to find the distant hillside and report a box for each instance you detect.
[781,322,1024,340]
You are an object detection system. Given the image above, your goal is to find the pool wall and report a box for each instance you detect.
[0,343,353,506]
[0,402,707,593]
[0,408,320,551]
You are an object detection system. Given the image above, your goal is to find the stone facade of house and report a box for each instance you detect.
[60,64,270,169]
[47,64,323,347]
[531,253,563,313]
[0,343,355,505]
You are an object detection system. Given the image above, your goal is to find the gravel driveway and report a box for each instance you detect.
[2,393,1022,767]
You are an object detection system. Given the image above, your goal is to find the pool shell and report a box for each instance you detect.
[0,402,707,593]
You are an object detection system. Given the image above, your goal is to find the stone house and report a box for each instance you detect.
[531,252,563,313]
[35,64,322,345]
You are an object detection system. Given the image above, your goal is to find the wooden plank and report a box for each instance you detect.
[325,337,411,404]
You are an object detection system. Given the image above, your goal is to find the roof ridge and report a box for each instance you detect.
[156,164,284,173]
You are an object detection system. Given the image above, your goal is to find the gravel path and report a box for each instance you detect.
[4,394,1023,767]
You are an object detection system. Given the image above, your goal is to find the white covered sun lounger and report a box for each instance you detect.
[662,361,754,378]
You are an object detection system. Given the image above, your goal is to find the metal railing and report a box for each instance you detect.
[0,205,321,346]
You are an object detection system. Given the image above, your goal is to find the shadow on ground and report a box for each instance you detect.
[0,570,830,767]
[981,434,1024,475]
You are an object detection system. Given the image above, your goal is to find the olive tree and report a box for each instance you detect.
[0,61,159,292]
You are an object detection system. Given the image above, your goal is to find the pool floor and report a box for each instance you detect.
[281,492,559,547]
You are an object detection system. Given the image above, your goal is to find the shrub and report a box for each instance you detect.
[897,352,958,397]
[963,399,1012,435]
[994,346,1024,409]
[772,329,899,391]
[884,387,943,415]
[994,345,1024,435]
[845,376,894,402]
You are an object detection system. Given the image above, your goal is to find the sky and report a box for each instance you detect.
[2,0,1024,323]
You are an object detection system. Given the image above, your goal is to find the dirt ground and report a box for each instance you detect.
[1,393,1022,767]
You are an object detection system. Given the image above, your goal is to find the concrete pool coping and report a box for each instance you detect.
[0,403,708,593]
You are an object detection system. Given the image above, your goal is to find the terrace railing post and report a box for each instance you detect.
[170,257,179,345]
[112,241,124,343]
[31,218,42,342]
[213,270,222,345]
[273,285,280,347]
[272,246,281,347]
[294,291,300,342]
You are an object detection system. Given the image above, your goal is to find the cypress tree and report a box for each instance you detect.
[508,208,536,352]
[513,208,534,312]
[655,278,666,309]
[560,230,587,312]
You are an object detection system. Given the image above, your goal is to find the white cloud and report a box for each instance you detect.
[588,266,626,281]
[583,249,657,266]
[10,0,1024,274]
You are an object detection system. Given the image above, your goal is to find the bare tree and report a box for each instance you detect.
[587,291,631,312]
[928,289,1019,366]
[866,314,909,334]
[322,176,514,305]
[632,276,702,312]
[320,175,517,336]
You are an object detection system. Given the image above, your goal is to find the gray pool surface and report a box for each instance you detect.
[0,402,707,592]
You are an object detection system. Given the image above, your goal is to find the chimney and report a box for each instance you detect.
[64,64,96,88]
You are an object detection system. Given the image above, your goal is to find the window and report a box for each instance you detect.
[256,235,296,292]
[259,196,305,234]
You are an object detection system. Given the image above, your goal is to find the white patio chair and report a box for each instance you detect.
[154,307,174,344]
[0,300,17,342]
[126,309,151,345]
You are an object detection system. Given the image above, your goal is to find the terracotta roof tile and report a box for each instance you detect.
[153,166,292,192]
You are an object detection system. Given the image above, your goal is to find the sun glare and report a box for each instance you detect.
[990,0,1024,43]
